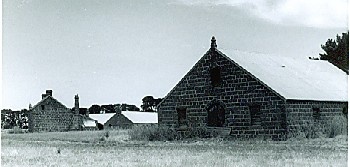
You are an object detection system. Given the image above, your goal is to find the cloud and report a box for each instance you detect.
[175,0,348,28]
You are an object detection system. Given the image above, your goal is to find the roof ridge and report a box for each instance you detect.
[31,96,69,110]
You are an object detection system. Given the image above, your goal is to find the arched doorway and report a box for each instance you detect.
[206,99,226,127]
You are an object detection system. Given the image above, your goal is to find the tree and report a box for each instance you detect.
[114,104,122,113]
[141,96,163,112]
[319,31,349,74]
[125,104,140,111]
[101,105,115,113]
[88,105,101,114]
[141,96,155,112]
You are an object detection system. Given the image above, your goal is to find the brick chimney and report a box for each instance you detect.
[74,94,79,115]
[211,36,217,50]
[42,90,53,99]
[46,90,53,97]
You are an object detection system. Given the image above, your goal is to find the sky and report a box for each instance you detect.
[2,0,348,110]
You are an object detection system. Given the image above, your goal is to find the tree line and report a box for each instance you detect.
[319,31,349,74]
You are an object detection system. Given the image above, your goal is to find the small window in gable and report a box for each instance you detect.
[312,108,320,120]
[249,104,261,126]
[210,67,221,87]
[41,105,45,110]
[177,107,187,127]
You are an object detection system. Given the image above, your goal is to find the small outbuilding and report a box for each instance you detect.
[89,111,158,129]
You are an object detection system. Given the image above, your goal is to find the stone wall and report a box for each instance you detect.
[158,49,288,140]
[28,96,82,132]
[286,100,347,137]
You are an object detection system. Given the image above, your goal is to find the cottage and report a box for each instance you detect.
[89,113,116,129]
[157,37,348,140]
[28,90,91,132]
[89,111,158,129]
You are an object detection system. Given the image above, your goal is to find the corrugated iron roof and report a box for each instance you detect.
[121,111,158,123]
[88,113,115,124]
[220,49,348,102]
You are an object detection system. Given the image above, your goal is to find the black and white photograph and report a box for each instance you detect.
[2,0,348,166]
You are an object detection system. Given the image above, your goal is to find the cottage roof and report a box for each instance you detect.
[31,95,68,110]
[88,113,115,124]
[219,49,348,102]
[121,111,158,123]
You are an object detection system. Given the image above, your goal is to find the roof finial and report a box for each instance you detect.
[211,36,217,49]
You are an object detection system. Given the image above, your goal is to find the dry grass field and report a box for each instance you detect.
[1,129,348,167]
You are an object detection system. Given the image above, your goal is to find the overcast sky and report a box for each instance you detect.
[2,0,348,110]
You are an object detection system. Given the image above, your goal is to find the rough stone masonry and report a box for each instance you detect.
[157,37,347,140]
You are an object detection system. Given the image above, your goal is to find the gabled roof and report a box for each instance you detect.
[219,49,348,102]
[88,113,115,124]
[121,111,158,123]
[31,96,68,110]
[88,112,158,124]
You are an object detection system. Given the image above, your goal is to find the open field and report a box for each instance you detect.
[1,130,348,167]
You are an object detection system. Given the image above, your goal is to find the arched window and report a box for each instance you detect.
[207,100,225,127]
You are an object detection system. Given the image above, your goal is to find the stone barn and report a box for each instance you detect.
[157,37,348,140]
[28,90,86,132]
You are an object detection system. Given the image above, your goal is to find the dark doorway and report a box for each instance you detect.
[207,100,225,127]
[177,107,187,127]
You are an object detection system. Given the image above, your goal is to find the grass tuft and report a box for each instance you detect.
[7,126,24,134]
[128,125,178,141]
[326,115,347,138]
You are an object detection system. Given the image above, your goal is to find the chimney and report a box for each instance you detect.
[74,94,79,115]
[46,90,53,97]
[114,105,122,115]
[211,36,217,50]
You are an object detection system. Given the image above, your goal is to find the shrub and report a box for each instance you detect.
[288,120,325,139]
[99,136,106,141]
[128,125,178,141]
[186,127,219,138]
[128,125,226,141]
[105,131,110,138]
[7,126,24,134]
[288,115,348,139]
[326,115,347,138]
